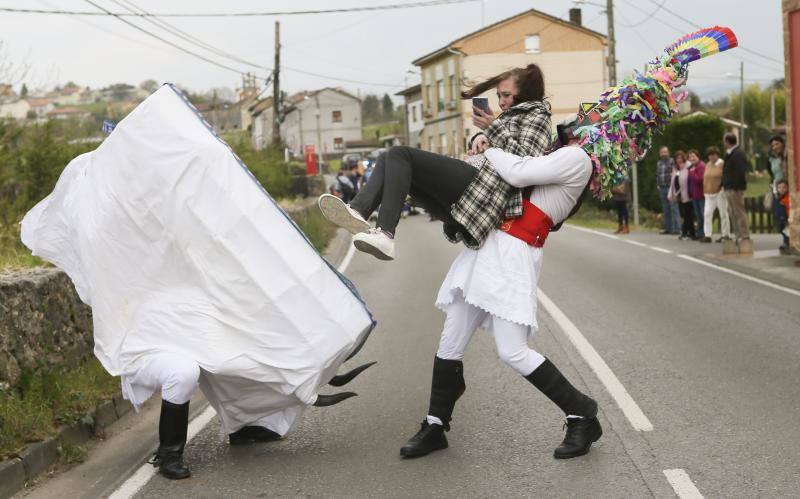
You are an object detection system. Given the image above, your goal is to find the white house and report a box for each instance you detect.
[281,88,362,158]
[396,84,423,148]
[250,97,274,150]
[0,99,31,120]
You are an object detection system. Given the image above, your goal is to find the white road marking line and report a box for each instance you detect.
[111,240,357,498]
[109,407,216,499]
[566,224,800,298]
[338,238,356,273]
[567,224,619,240]
[621,239,648,247]
[663,469,704,499]
[677,254,800,298]
[538,290,654,432]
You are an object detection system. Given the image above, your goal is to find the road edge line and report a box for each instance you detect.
[676,254,800,298]
[538,290,654,432]
[110,236,356,498]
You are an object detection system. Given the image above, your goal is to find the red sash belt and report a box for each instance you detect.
[498,199,553,248]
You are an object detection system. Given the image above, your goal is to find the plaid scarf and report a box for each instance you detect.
[447,100,552,249]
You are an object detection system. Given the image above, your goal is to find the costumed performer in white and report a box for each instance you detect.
[21,84,376,480]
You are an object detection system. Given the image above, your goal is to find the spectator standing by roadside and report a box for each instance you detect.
[722,133,751,249]
[687,149,706,240]
[656,146,681,234]
[775,179,791,254]
[701,146,730,243]
[767,136,789,250]
[612,180,630,234]
[669,150,695,240]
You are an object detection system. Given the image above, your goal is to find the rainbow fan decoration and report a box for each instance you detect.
[576,26,739,199]
[665,26,738,65]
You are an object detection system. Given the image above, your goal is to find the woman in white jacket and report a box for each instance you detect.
[400,145,601,459]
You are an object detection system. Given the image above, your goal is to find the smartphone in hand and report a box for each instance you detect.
[472,97,490,114]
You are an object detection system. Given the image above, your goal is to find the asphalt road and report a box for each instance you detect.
[118,215,798,498]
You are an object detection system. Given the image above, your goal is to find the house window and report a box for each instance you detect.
[428,135,434,151]
[437,80,445,112]
[412,106,417,122]
[448,60,458,103]
[452,130,458,156]
[332,110,342,123]
[525,35,540,54]
[333,137,344,150]
[440,132,447,155]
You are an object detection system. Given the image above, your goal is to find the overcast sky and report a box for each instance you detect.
[0,0,786,101]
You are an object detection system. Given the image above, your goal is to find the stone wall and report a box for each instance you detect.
[0,199,330,389]
[0,268,93,389]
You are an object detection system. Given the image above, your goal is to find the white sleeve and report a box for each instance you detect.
[484,147,582,188]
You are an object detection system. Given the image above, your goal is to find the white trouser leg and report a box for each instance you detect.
[436,294,488,361]
[490,316,546,376]
[134,352,201,405]
[703,193,717,237]
[717,190,730,237]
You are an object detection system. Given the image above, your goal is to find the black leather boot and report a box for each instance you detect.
[554,416,603,459]
[229,426,282,445]
[400,357,465,458]
[152,400,191,480]
[525,359,602,459]
[400,421,448,458]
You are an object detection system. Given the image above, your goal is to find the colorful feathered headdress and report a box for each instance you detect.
[577,26,738,199]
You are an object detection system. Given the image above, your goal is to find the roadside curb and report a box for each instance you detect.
[0,395,138,499]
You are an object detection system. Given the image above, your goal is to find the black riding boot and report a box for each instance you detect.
[525,359,602,459]
[229,426,282,445]
[153,400,191,479]
[400,357,465,458]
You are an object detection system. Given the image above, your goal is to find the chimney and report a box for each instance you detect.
[569,8,582,26]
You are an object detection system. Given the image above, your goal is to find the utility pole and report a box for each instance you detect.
[770,88,776,130]
[315,93,322,167]
[606,0,617,86]
[739,61,745,152]
[272,21,281,147]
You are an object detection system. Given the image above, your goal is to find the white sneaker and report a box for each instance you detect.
[317,194,370,234]
[353,229,395,261]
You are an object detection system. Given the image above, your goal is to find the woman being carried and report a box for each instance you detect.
[398,25,739,460]
[318,64,552,260]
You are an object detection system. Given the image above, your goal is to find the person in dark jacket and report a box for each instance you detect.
[722,133,750,243]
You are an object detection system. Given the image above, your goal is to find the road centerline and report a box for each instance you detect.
[663,469,704,499]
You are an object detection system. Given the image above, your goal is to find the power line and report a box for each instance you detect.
[642,0,784,66]
[108,0,270,72]
[0,0,479,17]
[81,0,401,89]
[619,0,784,74]
[617,0,665,28]
[80,0,267,81]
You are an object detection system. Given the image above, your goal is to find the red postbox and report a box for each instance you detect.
[304,144,317,176]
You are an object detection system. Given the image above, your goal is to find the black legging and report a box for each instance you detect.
[615,200,628,225]
[679,201,695,238]
[349,146,478,235]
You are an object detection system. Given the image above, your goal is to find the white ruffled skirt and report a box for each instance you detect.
[436,230,543,331]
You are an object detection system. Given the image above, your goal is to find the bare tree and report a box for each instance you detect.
[0,40,30,85]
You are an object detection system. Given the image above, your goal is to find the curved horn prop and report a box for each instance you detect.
[313,392,357,407]
[328,361,377,387]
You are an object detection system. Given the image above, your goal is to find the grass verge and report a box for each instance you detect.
[0,358,119,459]
[290,206,337,253]
[569,205,662,232]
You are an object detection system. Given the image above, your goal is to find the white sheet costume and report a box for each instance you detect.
[21,85,375,438]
